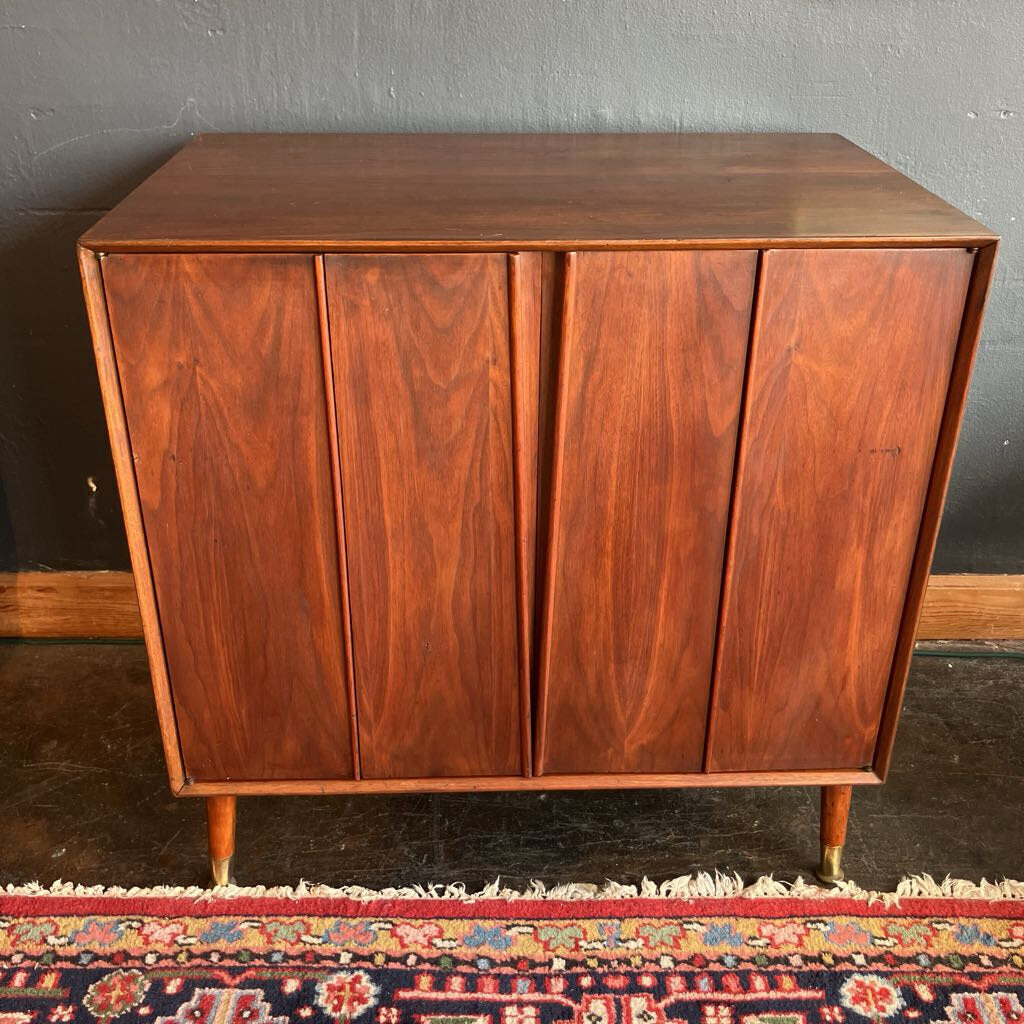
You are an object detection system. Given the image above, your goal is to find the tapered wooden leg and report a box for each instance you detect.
[816,784,852,884]
[206,795,237,887]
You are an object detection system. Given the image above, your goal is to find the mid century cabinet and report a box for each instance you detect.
[79,133,997,885]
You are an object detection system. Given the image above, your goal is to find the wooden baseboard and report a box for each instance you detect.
[915,574,1024,640]
[1,571,1022,641]
[0,572,143,638]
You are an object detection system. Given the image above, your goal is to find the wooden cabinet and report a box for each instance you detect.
[80,133,997,884]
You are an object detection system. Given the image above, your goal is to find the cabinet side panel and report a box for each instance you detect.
[538,250,756,774]
[79,247,185,792]
[325,253,522,779]
[873,242,996,777]
[708,247,973,772]
[102,253,355,782]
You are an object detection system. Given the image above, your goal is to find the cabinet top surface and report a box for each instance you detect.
[81,132,995,252]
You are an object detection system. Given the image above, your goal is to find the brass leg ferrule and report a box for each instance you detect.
[816,843,844,884]
[210,854,235,888]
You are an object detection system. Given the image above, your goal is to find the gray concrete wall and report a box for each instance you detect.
[1,0,1020,572]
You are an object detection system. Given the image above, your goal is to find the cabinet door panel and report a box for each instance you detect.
[537,250,756,774]
[708,248,973,772]
[325,254,522,779]
[103,254,354,782]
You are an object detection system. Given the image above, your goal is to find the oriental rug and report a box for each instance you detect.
[1,876,1023,1024]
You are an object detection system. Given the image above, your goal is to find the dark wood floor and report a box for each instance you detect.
[0,641,1021,891]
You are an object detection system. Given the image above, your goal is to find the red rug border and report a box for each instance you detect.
[1,894,1021,920]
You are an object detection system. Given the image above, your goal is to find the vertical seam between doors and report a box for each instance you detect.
[702,249,767,774]
[315,254,363,781]
[532,251,578,776]
[507,253,535,777]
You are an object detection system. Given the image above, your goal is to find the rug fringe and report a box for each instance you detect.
[4,873,1024,906]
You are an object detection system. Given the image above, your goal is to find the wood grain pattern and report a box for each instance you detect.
[708,248,974,773]
[102,253,354,782]
[206,795,236,861]
[314,256,362,779]
[700,252,766,775]
[873,242,999,777]
[537,250,756,775]
[79,247,186,791]
[80,134,996,254]
[78,134,999,816]
[0,571,142,638]
[917,574,1024,640]
[180,766,879,797]
[6,570,1016,643]
[820,785,853,848]
[325,254,523,780]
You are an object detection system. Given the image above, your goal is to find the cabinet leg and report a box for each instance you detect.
[816,784,852,884]
[206,795,237,887]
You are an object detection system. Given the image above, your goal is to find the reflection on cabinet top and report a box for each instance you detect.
[80,133,996,253]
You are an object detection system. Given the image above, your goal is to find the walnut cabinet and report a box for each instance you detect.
[79,133,997,884]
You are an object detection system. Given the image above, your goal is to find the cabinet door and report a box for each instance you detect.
[325,254,523,779]
[537,250,756,774]
[103,254,354,782]
[708,248,973,772]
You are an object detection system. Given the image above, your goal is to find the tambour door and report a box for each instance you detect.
[102,254,355,782]
[536,250,757,774]
[708,248,974,772]
[324,254,524,780]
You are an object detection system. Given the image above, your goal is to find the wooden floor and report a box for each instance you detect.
[0,641,1021,891]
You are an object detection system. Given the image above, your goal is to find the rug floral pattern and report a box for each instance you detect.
[1,896,1023,1023]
